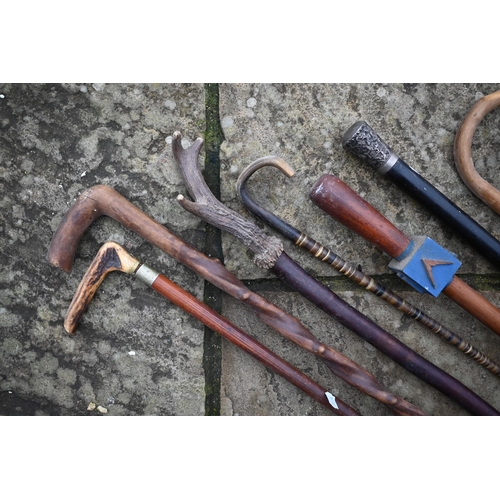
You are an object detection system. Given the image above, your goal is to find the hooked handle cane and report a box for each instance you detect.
[65,241,355,415]
[454,90,500,215]
[310,174,500,338]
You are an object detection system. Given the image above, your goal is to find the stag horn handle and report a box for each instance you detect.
[173,131,284,269]
[64,242,141,334]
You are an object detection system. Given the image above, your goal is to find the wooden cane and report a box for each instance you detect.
[172,132,499,416]
[64,241,355,416]
[47,182,422,415]
[342,120,500,269]
[454,89,500,215]
[310,173,500,340]
[236,156,500,377]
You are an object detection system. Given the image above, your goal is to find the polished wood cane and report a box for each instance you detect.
[454,89,500,215]
[236,156,500,377]
[64,241,356,415]
[310,173,500,340]
[172,131,499,416]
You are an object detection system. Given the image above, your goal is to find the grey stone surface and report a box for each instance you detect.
[218,83,500,416]
[1,83,499,416]
[0,83,207,415]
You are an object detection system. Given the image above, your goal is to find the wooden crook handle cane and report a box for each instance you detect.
[454,89,500,215]
[65,241,356,416]
[310,174,500,339]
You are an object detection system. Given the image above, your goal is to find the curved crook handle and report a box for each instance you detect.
[236,156,302,241]
[454,89,500,214]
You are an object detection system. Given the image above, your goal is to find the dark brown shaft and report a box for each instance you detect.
[310,173,500,338]
[47,185,422,415]
[150,274,357,415]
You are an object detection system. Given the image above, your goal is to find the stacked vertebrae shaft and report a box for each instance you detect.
[295,232,500,376]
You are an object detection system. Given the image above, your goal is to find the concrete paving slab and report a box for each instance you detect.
[218,83,500,416]
[0,83,207,415]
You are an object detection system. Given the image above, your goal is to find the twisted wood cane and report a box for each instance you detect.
[236,156,500,377]
[454,89,500,215]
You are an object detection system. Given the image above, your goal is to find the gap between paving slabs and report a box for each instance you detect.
[201,83,224,415]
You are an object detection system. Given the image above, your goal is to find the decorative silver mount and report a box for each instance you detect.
[342,121,398,173]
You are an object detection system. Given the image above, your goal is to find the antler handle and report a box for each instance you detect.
[310,174,411,258]
[173,132,283,269]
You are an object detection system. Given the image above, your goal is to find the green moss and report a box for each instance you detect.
[202,83,225,416]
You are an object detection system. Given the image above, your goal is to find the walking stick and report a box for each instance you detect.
[236,155,500,377]
[64,241,355,416]
[172,131,498,416]
[47,184,423,416]
[342,120,500,269]
[454,89,500,215]
[310,173,500,340]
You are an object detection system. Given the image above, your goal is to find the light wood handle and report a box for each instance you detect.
[454,90,500,214]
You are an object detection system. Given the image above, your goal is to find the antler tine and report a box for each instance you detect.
[173,131,284,269]
[172,132,207,202]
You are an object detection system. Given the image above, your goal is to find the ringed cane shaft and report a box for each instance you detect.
[342,120,500,269]
[310,174,500,339]
[236,156,500,377]
[65,242,354,416]
[173,132,499,416]
[454,90,500,215]
[46,183,421,413]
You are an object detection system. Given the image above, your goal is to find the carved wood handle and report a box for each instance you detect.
[310,174,411,258]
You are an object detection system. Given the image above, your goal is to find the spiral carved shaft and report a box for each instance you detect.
[295,232,500,376]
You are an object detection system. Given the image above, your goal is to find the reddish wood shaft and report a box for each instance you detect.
[310,174,411,258]
[445,277,500,337]
[150,274,358,415]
